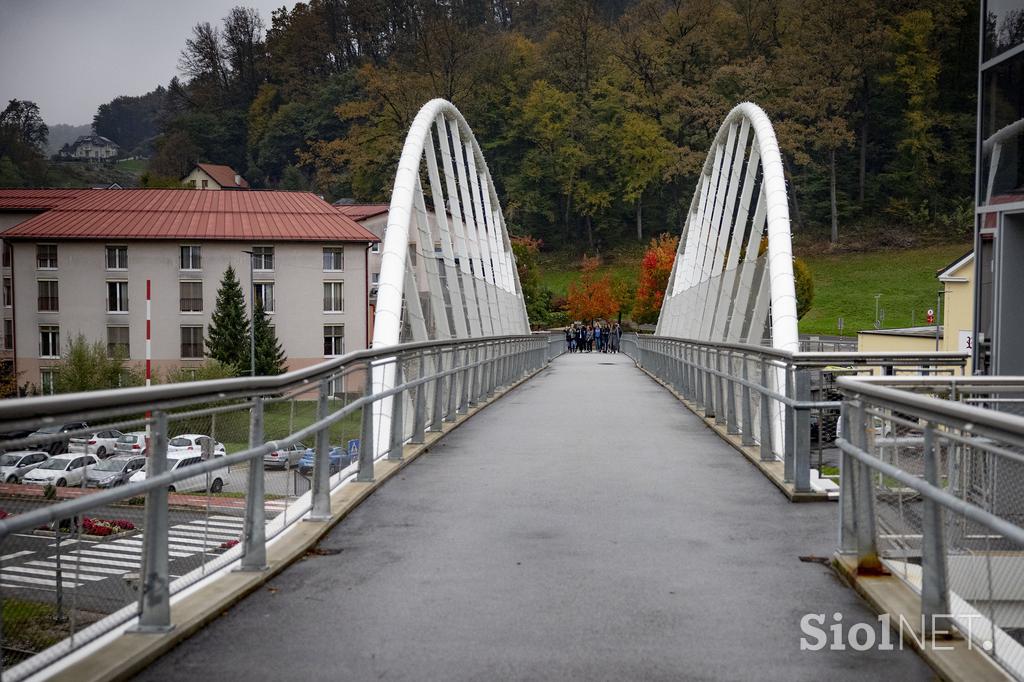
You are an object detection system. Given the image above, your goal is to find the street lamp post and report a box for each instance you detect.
[242,250,256,377]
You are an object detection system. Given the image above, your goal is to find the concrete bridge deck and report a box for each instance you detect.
[135,352,932,681]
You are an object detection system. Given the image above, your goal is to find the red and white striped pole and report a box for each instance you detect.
[146,279,152,388]
[145,279,152,454]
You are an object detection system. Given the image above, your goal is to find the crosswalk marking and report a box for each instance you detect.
[6,566,106,582]
[171,528,239,540]
[26,561,127,576]
[1,550,34,561]
[164,536,221,546]
[2,574,80,588]
[65,554,140,569]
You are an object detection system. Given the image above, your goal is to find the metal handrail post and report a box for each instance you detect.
[445,347,458,422]
[725,350,739,435]
[412,351,427,443]
[431,348,444,432]
[131,411,172,632]
[759,359,773,461]
[838,404,856,553]
[740,355,754,445]
[389,359,406,460]
[793,368,811,492]
[458,346,470,414]
[851,400,883,573]
[921,423,951,631]
[357,363,375,482]
[308,379,332,520]
[783,364,795,482]
[714,348,726,426]
[239,398,268,571]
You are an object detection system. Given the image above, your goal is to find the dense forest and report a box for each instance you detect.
[6,0,984,251]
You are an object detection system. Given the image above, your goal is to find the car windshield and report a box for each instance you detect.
[169,438,192,447]
[0,454,23,466]
[36,425,63,434]
[95,459,128,472]
[117,435,138,444]
[38,459,69,470]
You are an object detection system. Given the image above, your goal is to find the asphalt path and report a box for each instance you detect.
[135,351,935,681]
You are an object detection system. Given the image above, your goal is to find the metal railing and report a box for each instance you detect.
[835,375,1024,679]
[621,333,968,495]
[0,333,549,680]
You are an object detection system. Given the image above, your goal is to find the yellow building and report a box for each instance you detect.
[857,251,974,371]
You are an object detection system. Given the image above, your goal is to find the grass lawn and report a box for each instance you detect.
[798,243,971,336]
[115,158,148,175]
[536,241,971,335]
[174,399,365,455]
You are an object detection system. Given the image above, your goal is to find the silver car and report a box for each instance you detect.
[85,455,146,488]
[0,451,50,483]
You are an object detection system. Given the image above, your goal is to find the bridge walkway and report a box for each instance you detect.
[135,352,932,681]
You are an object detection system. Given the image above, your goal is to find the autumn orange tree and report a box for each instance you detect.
[566,256,619,322]
[632,234,678,324]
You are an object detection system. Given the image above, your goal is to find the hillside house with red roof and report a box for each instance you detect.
[2,188,378,393]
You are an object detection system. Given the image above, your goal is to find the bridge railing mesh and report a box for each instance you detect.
[836,376,1024,678]
[0,335,548,681]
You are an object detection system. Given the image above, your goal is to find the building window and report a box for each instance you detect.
[180,245,201,270]
[3,319,12,351]
[201,179,209,189]
[40,368,55,395]
[180,326,204,359]
[254,281,274,313]
[40,325,60,358]
[37,244,57,269]
[107,281,129,312]
[324,325,344,356]
[323,247,344,271]
[188,180,196,189]
[251,246,274,271]
[2,244,10,268]
[105,245,128,270]
[3,277,11,307]
[180,281,203,312]
[371,272,380,286]
[323,281,344,312]
[37,280,59,312]
[370,242,380,254]
[107,326,130,357]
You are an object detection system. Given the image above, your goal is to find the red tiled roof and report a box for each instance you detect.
[3,189,380,242]
[0,188,88,211]
[335,203,389,220]
[194,163,250,189]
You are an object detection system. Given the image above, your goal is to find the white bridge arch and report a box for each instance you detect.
[370,99,530,456]
[656,102,798,352]
[372,98,530,348]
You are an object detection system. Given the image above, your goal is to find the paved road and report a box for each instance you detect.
[137,352,934,681]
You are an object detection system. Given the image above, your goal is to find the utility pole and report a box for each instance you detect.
[935,291,944,352]
[242,250,256,377]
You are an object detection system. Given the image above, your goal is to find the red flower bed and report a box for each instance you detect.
[82,517,136,536]
[219,539,239,550]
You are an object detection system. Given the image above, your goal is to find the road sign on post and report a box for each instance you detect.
[837,317,844,335]
[926,309,935,324]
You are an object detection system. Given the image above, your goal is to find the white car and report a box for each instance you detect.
[114,432,149,457]
[22,454,98,487]
[129,452,226,493]
[69,429,124,458]
[167,434,226,457]
[0,451,50,483]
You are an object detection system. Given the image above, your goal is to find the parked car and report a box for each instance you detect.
[114,432,149,456]
[0,451,50,483]
[69,429,124,458]
[84,455,146,488]
[129,452,226,493]
[27,421,89,456]
[264,441,307,468]
[297,446,354,476]
[167,434,226,457]
[22,454,98,486]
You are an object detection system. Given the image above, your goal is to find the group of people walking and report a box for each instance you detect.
[566,322,621,353]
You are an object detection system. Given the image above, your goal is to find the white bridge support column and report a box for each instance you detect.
[655,102,799,457]
[371,99,531,456]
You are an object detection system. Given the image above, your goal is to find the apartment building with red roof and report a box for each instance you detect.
[1,188,378,393]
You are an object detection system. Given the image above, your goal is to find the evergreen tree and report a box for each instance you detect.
[205,265,250,374]
[252,299,287,375]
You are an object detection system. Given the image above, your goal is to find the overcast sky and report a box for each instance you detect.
[0,0,297,125]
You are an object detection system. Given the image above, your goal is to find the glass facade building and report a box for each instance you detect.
[975,0,1024,373]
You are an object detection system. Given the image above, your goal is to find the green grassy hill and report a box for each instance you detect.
[538,242,972,335]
